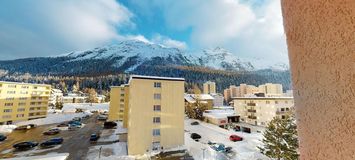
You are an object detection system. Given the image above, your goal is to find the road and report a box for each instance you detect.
[0,114,106,160]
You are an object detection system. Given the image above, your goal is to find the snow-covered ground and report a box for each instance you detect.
[0,125,17,134]
[62,103,109,113]
[86,142,131,160]
[185,119,268,160]
[15,112,91,126]
[4,152,69,160]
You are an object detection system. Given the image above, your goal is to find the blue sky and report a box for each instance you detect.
[0,0,288,67]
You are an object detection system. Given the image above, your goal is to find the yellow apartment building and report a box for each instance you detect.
[0,81,51,125]
[109,75,185,155]
[108,84,129,124]
[233,97,294,126]
[203,81,216,94]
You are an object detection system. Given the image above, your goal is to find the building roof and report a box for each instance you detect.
[203,109,236,119]
[232,97,294,100]
[0,81,51,86]
[184,94,214,103]
[130,75,185,81]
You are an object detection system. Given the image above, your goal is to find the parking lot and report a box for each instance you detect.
[0,114,113,160]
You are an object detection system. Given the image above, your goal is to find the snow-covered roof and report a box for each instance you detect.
[184,94,215,103]
[203,109,236,119]
[130,75,185,81]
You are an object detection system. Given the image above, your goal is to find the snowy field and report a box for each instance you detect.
[62,103,109,113]
[4,153,69,160]
[185,119,268,160]
[15,112,91,126]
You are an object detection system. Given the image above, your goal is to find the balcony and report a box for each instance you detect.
[247,109,256,113]
[248,115,257,119]
[247,103,256,106]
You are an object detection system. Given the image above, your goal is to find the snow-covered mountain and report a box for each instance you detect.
[60,40,256,72]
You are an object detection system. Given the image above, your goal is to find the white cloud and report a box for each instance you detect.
[0,0,134,59]
[132,0,288,67]
[151,34,187,50]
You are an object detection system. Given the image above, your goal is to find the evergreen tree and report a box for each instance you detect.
[55,101,63,110]
[258,114,299,160]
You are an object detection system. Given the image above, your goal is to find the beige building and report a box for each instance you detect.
[108,84,129,123]
[0,81,51,125]
[184,94,214,110]
[109,75,185,155]
[233,97,294,126]
[203,81,216,94]
[258,83,283,96]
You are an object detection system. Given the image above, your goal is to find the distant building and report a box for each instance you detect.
[62,92,87,103]
[49,89,63,106]
[203,81,216,94]
[233,96,294,126]
[109,75,185,155]
[0,81,51,125]
[223,88,231,103]
[258,83,283,96]
[203,109,239,127]
[184,94,214,110]
[211,93,224,107]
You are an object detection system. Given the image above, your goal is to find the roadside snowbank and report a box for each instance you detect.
[0,125,17,134]
[62,103,109,113]
[5,152,69,160]
[15,112,90,126]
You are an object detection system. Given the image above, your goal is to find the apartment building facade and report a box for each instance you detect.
[0,81,51,124]
[203,81,216,94]
[109,75,185,155]
[233,97,294,126]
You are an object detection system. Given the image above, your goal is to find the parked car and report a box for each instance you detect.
[68,120,81,126]
[15,125,31,130]
[190,133,202,140]
[40,138,64,148]
[0,134,7,141]
[68,124,81,131]
[72,117,82,122]
[82,114,90,119]
[234,126,241,131]
[104,121,117,129]
[43,128,61,135]
[13,141,38,150]
[229,135,243,142]
[191,121,199,125]
[97,115,108,121]
[211,143,227,152]
[57,123,68,127]
[28,124,37,128]
[90,134,100,141]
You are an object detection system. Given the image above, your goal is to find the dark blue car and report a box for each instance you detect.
[40,137,64,148]
[68,120,81,126]
[13,141,38,150]
[0,134,7,141]
[90,134,100,141]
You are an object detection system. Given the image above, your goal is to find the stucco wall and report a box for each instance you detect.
[281,0,355,159]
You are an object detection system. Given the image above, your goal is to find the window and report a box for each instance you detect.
[120,99,124,102]
[8,84,16,88]
[20,91,28,94]
[21,86,29,89]
[5,97,14,100]
[18,102,26,106]
[281,108,285,112]
[2,115,11,119]
[19,97,27,100]
[30,107,35,111]
[286,108,290,111]
[281,115,286,119]
[4,109,12,113]
[285,101,288,104]
[154,82,161,88]
[16,114,24,118]
[275,101,279,104]
[154,93,161,100]
[153,129,160,136]
[33,86,38,89]
[120,93,124,97]
[7,91,15,94]
[153,117,161,123]
[153,105,161,111]
[17,108,25,112]
[30,102,36,105]
[5,103,13,106]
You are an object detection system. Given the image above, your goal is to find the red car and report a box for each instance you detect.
[229,135,243,142]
